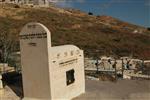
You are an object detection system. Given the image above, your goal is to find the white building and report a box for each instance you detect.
[2,0,50,7]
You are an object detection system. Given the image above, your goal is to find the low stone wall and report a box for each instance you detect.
[0,63,15,73]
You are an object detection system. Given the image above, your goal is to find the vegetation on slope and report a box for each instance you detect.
[0,3,150,61]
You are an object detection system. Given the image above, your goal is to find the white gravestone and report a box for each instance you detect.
[20,22,85,100]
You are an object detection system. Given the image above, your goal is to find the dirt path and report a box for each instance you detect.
[74,80,150,100]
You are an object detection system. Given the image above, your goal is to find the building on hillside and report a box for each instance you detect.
[1,0,50,7]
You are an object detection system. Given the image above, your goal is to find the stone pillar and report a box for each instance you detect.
[20,22,51,100]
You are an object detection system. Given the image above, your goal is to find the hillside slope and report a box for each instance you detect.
[0,4,150,59]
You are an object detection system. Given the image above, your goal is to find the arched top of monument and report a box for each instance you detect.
[50,45,80,53]
[20,22,51,36]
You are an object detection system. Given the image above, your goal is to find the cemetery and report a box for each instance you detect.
[0,22,149,100]
[0,1,150,99]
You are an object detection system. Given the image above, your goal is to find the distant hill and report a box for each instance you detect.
[0,3,150,59]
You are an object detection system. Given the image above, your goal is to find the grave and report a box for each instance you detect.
[19,22,85,100]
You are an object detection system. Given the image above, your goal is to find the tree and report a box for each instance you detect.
[0,32,17,63]
[0,32,19,73]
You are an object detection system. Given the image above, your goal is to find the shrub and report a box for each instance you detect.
[147,27,150,31]
[14,5,20,8]
[88,12,93,15]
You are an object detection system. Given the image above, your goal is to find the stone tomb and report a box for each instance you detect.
[19,22,85,100]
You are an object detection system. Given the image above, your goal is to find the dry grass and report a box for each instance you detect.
[0,3,150,59]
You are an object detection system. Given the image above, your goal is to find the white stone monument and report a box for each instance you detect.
[20,22,85,100]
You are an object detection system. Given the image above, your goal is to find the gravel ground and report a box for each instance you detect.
[74,80,150,100]
[0,79,149,100]
[0,86,20,100]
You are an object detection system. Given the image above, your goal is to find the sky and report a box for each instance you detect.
[49,0,150,27]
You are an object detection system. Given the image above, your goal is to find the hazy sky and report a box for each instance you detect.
[51,0,150,27]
